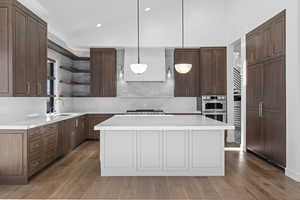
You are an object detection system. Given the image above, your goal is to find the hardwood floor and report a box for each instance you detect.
[0,141,300,200]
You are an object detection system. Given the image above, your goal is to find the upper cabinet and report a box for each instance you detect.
[174,49,200,97]
[246,11,285,66]
[90,48,117,97]
[200,47,227,95]
[0,0,47,97]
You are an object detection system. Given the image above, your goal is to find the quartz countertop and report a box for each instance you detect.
[94,115,234,131]
[0,113,86,130]
[0,111,203,131]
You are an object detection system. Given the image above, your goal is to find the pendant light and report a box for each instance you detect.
[175,0,192,74]
[130,0,148,75]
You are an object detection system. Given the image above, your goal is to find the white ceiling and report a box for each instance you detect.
[20,0,227,53]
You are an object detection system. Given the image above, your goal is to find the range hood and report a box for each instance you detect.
[124,48,166,82]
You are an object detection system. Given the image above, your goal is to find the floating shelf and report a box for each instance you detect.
[60,80,91,86]
[60,66,90,73]
[47,95,56,98]
[59,94,91,98]
[47,76,56,80]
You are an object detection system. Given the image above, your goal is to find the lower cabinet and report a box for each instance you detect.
[0,115,89,185]
[59,116,87,156]
[0,114,113,184]
[87,114,113,140]
[28,123,58,177]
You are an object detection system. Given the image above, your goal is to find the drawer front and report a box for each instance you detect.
[29,157,43,176]
[44,123,58,136]
[29,139,43,154]
[28,127,43,141]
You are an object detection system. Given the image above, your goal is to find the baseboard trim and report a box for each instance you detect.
[285,168,300,182]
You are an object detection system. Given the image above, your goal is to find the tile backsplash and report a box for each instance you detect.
[0,98,47,123]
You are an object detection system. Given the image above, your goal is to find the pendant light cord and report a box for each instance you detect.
[182,0,184,48]
[137,0,140,64]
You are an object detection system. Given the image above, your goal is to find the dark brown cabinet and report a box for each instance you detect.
[174,49,200,97]
[200,47,227,95]
[90,48,117,97]
[246,11,285,66]
[0,114,93,184]
[0,0,47,97]
[28,123,58,176]
[76,116,87,146]
[87,114,113,140]
[246,11,286,168]
[59,116,87,156]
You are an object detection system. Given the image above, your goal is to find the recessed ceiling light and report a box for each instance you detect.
[96,24,102,28]
[144,7,151,12]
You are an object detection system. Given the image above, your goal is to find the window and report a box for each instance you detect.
[47,61,56,113]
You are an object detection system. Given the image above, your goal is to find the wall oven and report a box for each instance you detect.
[201,95,227,123]
[204,113,227,122]
[202,95,227,113]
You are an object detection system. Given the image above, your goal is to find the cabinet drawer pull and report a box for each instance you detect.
[37,82,41,95]
[31,160,40,167]
[26,82,31,95]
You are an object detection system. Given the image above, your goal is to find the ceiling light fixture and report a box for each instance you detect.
[144,7,151,12]
[96,24,102,28]
[175,0,192,74]
[130,0,148,75]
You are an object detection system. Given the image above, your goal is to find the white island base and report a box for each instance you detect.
[95,115,234,176]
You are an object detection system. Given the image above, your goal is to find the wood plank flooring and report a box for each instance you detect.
[0,141,300,200]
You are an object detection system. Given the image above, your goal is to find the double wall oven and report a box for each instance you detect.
[201,95,227,122]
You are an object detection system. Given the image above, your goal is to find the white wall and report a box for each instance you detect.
[19,0,227,53]
[0,98,46,123]
[225,0,300,181]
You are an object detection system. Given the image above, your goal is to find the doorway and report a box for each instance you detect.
[227,38,245,150]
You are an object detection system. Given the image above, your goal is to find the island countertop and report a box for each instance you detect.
[94,115,234,131]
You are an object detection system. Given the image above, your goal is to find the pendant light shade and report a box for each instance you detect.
[130,63,148,75]
[175,63,192,74]
[175,0,192,74]
[131,0,148,75]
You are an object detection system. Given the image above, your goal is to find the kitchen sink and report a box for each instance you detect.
[55,113,74,117]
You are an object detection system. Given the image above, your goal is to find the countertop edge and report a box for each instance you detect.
[0,112,203,130]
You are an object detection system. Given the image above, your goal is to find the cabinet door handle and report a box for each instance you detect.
[38,82,42,96]
[259,102,264,117]
[261,102,264,117]
[26,82,31,95]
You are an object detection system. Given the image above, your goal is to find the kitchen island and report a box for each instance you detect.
[94,115,234,176]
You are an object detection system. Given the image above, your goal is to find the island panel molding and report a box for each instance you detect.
[99,129,225,176]
[95,115,233,176]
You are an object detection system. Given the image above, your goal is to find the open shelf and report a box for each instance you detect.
[59,94,91,98]
[47,76,56,80]
[60,66,90,73]
[60,80,91,86]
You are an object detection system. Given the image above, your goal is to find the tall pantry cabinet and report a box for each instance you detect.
[246,10,286,168]
[0,0,47,97]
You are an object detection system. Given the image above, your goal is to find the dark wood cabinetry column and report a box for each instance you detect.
[246,10,286,168]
